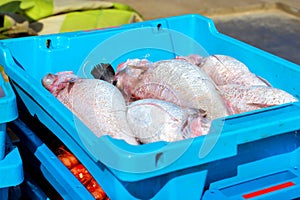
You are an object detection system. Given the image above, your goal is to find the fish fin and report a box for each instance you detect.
[256,75,272,87]
[91,63,115,84]
[67,82,75,94]
[199,108,207,118]
[224,100,236,115]
[247,102,276,108]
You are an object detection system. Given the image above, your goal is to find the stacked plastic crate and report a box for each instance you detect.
[1,14,300,199]
[0,68,23,199]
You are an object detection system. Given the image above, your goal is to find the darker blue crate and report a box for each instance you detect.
[0,66,22,199]
[0,136,23,200]
[9,119,96,199]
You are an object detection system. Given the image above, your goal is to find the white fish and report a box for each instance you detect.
[127,99,210,143]
[115,59,229,120]
[219,84,298,114]
[42,71,138,145]
[199,55,270,86]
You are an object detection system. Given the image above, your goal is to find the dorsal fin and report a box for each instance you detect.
[91,63,115,84]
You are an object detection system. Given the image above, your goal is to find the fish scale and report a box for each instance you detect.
[116,59,229,120]
[220,84,298,114]
[127,98,210,143]
[199,55,270,86]
[42,73,138,145]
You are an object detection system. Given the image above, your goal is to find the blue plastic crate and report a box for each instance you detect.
[9,119,96,200]
[0,66,22,199]
[1,14,300,199]
[201,131,300,200]
[0,66,23,199]
[0,68,18,160]
[0,67,18,124]
[0,124,5,161]
[0,135,24,200]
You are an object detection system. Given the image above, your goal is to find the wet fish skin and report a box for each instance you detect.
[116,59,229,120]
[127,99,210,143]
[42,72,138,145]
[199,55,270,86]
[219,84,298,114]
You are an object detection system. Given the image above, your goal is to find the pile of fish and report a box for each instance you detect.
[42,54,298,145]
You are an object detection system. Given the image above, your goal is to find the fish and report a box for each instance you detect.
[115,59,229,120]
[127,99,210,143]
[219,84,298,114]
[198,55,270,86]
[42,71,138,145]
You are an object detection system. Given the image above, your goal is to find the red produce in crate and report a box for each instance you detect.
[57,145,108,200]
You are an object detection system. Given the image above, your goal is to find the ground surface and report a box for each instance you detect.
[114,0,300,64]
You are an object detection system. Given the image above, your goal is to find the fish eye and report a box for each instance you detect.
[42,74,55,87]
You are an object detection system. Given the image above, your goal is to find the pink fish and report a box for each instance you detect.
[42,71,138,145]
[219,84,298,114]
[127,99,210,143]
[115,59,229,120]
[198,55,270,86]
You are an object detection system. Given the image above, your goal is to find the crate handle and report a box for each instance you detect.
[201,170,299,199]
[243,181,295,199]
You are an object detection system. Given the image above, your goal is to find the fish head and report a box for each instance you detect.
[115,59,153,101]
[116,59,151,74]
[42,71,78,96]
[42,73,57,90]
[189,116,211,137]
[182,108,211,138]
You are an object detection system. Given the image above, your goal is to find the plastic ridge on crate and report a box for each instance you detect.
[0,67,18,160]
[0,124,6,161]
[0,59,22,200]
[0,67,18,123]
[0,137,24,200]
[0,146,23,187]
[1,14,300,199]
